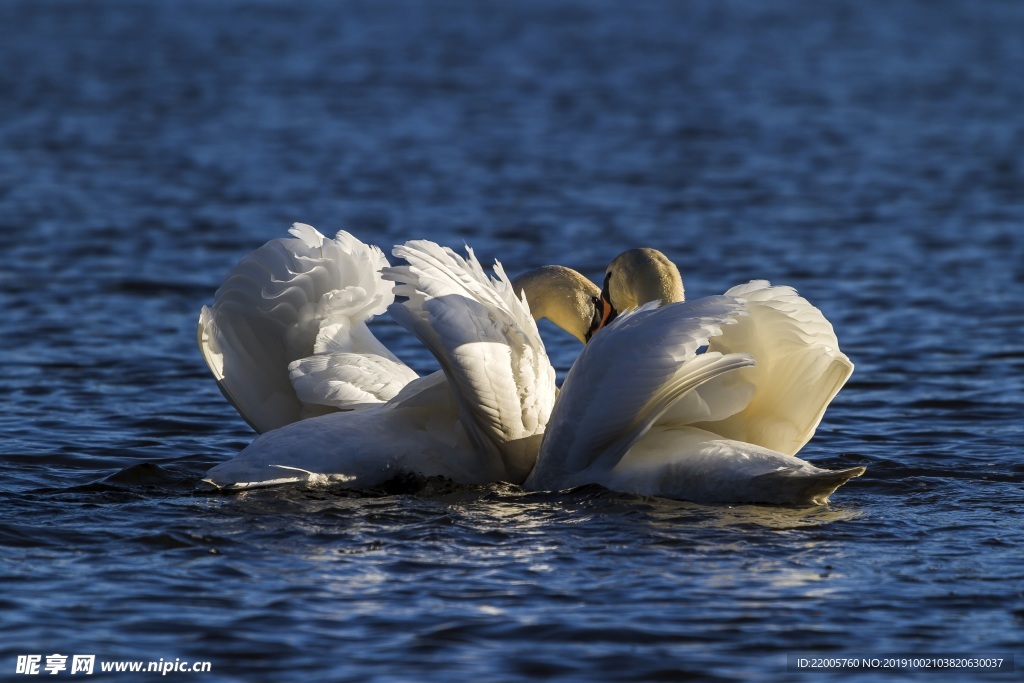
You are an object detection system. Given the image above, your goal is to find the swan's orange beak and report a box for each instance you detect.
[585,274,618,343]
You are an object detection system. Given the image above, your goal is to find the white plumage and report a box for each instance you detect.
[525,248,863,505]
[384,241,556,483]
[198,223,415,433]
[199,234,863,505]
[202,233,555,490]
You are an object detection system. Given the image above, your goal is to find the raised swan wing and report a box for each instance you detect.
[198,224,416,433]
[692,281,854,455]
[383,241,556,483]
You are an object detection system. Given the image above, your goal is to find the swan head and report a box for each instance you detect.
[511,265,603,344]
[595,248,685,334]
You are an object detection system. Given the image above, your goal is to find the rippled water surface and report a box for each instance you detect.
[2,0,1023,680]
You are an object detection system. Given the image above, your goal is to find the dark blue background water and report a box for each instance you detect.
[2,1,1022,680]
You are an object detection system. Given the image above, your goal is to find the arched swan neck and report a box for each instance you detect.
[511,266,601,344]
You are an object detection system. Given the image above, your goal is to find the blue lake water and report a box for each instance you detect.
[2,0,1023,680]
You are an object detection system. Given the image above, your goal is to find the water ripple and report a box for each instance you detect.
[2,0,1023,680]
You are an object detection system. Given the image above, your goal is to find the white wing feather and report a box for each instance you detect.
[527,296,754,489]
[383,241,556,483]
[691,281,854,455]
[197,224,416,433]
[288,352,418,410]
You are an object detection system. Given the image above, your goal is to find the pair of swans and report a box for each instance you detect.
[198,224,864,505]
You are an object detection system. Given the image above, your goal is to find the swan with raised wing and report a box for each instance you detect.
[199,227,599,489]
[525,248,864,505]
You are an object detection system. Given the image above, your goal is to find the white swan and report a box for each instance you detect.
[200,227,600,490]
[525,248,864,505]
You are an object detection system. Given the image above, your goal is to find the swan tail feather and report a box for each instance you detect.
[754,465,866,505]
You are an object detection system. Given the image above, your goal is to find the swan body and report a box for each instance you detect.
[526,249,863,505]
[203,372,489,489]
[201,232,598,490]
